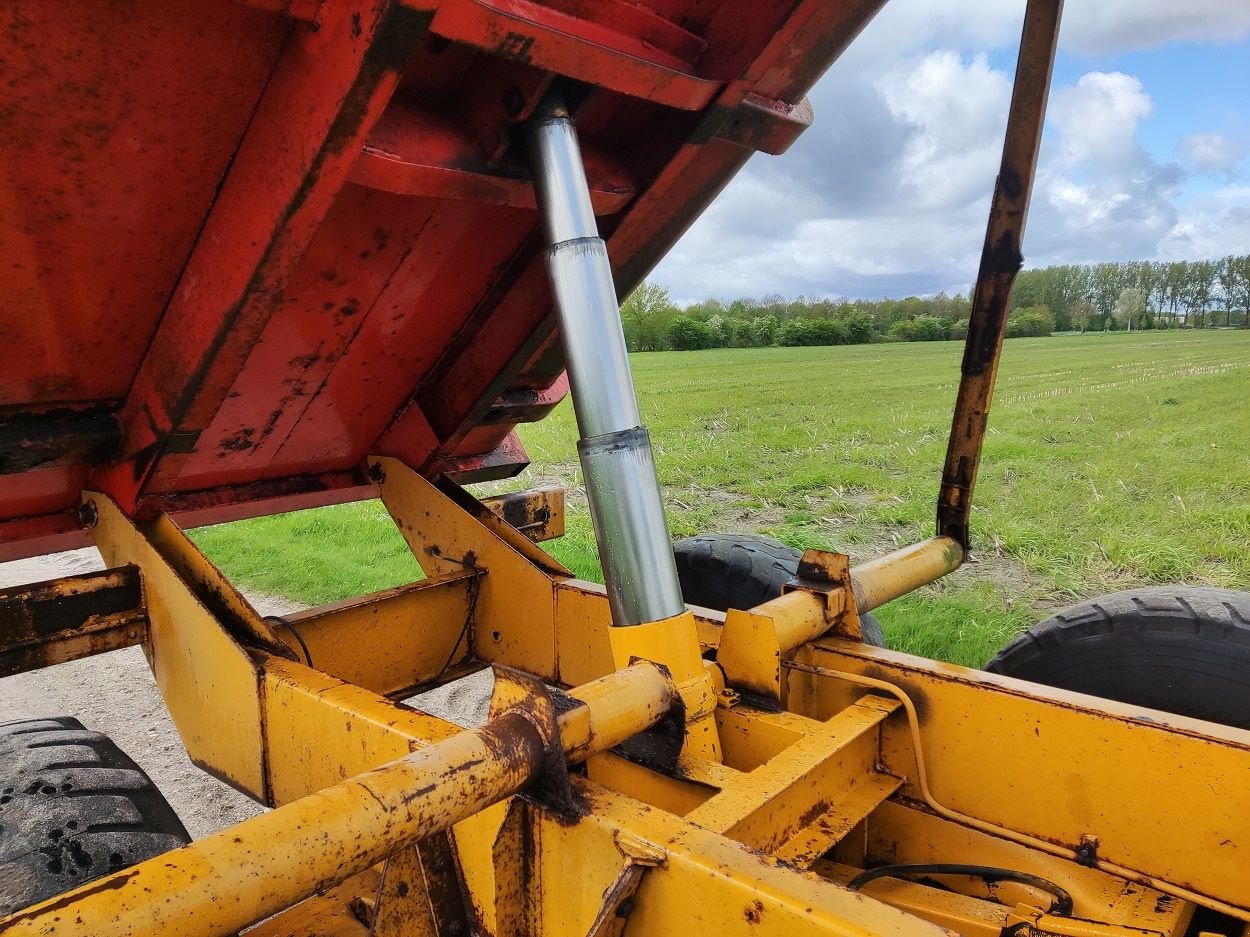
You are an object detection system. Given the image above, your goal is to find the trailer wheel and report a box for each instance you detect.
[985,587,1250,728]
[0,716,191,916]
[673,533,885,646]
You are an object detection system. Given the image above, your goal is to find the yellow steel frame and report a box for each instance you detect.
[3,456,1249,937]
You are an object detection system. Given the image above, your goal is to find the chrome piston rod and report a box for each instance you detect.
[529,104,685,627]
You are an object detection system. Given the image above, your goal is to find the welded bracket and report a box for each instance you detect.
[585,833,668,937]
[489,665,578,816]
[479,486,565,542]
[719,549,863,707]
[782,549,863,640]
[367,834,476,937]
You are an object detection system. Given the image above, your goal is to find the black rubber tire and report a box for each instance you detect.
[673,533,885,647]
[985,587,1250,728]
[0,716,191,915]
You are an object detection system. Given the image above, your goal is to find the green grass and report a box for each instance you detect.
[191,499,422,605]
[190,331,1250,667]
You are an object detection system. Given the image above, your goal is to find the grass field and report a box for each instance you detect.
[191,330,1250,667]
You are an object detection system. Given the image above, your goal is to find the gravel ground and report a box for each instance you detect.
[0,547,492,842]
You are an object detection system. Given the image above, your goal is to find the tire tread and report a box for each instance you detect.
[0,717,190,915]
[986,587,1250,727]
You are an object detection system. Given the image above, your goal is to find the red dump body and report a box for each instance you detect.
[0,0,882,560]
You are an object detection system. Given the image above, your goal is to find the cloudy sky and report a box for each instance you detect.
[651,0,1250,304]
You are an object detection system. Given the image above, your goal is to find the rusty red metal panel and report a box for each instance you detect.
[351,99,635,210]
[89,2,435,510]
[0,1,286,406]
[0,0,887,560]
[427,0,718,110]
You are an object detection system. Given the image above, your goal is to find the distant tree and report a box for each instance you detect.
[1069,298,1095,332]
[1234,256,1250,326]
[843,311,874,344]
[638,254,1249,353]
[725,297,757,319]
[1217,255,1250,327]
[620,282,678,351]
[1006,306,1053,338]
[1129,260,1161,315]
[810,318,850,345]
[888,315,948,342]
[777,319,816,346]
[1015,267,1077,324]
[1183,260,1217,327]
[739,315,778,347]
[705,314,732,348]
[1112,288,1147,332]
[1163,262,1189,326]
[667,315,714,350]
[759,293,788,320]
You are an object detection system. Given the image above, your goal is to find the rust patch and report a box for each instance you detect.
[220,428,255,452]
[0,403,121,474]
[0,566,146,677]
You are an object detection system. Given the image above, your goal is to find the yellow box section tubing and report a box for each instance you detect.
[0,663,676,937]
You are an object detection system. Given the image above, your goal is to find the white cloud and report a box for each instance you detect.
[843,0,1023,57]
[1178,132,1245,174]
[1048,72,1153,172]
[1060,2,1250,55]
[842,0,1250,59]
[878,52,1010,209]
[655,50,1011,302]
[1018,69,1186,264]
[1158,184,1250,259]
[649,1,1250,303]
[1027,162,1182,264]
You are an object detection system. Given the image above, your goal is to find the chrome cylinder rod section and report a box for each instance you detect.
[528,104,685,627]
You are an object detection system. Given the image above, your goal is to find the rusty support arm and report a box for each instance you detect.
[936,0,1063,550]
[0,662,677,937]
[479,486,565,542]
[0,566,146,677]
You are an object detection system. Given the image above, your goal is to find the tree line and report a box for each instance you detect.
[621,254,1250,352]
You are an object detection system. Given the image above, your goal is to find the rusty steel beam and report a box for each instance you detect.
[480,486,565,542]
[936,0,1064,550]
[143,470,372,530]
[0,566,146,677]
